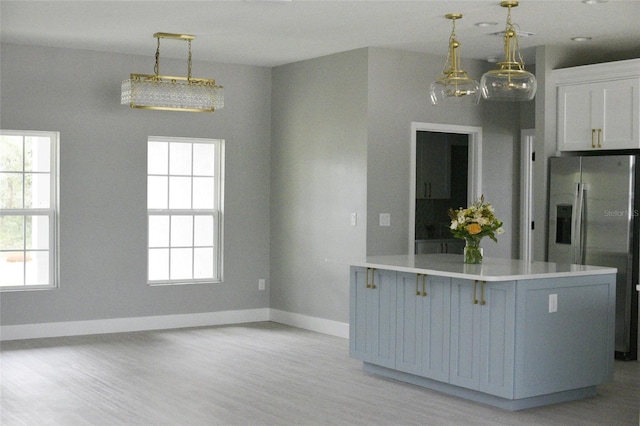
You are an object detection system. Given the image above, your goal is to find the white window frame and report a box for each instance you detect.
[147,136,224,285]
[0,130,59,291]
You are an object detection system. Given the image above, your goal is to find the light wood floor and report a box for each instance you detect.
[1,322,638,425]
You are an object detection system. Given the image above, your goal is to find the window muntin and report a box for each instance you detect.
[0,131,58,290]
[147,137,223,284]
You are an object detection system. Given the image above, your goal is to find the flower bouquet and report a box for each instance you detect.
[448,196,504,264]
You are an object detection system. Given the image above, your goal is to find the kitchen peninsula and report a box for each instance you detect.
[349,254,616,410]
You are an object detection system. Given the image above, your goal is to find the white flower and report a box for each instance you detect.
[496,227,505,235]
[450,220,458,230]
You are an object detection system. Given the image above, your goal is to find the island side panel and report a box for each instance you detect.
[513,274,616,399]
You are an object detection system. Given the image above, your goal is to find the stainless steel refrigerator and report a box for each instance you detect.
[548,155,638,360]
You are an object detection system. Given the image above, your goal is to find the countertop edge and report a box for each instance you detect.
[351,255,617,282]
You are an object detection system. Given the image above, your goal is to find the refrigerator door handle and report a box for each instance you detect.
[571,183,582,263]
[575,183,586,264]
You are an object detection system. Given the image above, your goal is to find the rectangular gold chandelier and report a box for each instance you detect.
[121,33,224,112]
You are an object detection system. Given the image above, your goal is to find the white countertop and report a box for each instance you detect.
[352,254,617,282]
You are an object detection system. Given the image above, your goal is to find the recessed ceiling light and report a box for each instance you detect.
[582,0,608,4]
[571,36,593,42]
[475,22,498,27]
[486,57,499,63]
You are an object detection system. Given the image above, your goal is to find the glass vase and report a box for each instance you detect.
[464,238,483,264]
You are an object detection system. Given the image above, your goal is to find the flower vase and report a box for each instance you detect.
[464,238,483,264]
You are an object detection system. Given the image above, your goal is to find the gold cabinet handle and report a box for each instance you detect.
[428,182,432,198]
[591,129,596,148]
[597,128,602,148]
[422,275,427,297]
[366,268,376,289]
[473,280,478,304]
[480,281,486,305]
[416,274,428,297]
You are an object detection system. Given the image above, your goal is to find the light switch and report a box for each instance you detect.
[549,294,558,313]
[351,212,357,226]
[379,213,391,227]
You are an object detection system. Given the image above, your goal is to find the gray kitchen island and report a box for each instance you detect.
[349,254,617,410]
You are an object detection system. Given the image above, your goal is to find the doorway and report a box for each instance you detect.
[409,123,482,254]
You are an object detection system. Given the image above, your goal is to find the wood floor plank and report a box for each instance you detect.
[1,322,638,425]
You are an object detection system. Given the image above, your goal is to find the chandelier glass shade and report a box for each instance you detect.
[480,1,536,101]
[121,33,224,112]
[430,14,481,106]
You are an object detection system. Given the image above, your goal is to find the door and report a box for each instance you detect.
[600,79,640,149]
[581,155,635,355]
[557,84,597,151]
[349,267,397,366]
[547,157,581,264]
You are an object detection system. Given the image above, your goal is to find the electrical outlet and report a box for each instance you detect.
[351,212,357,226]
[258,279,266,291]
[549,294,558,313]
[379,213,391,227]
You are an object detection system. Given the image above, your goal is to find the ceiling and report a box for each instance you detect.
[1,1,639,68]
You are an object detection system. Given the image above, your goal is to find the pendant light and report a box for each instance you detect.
[430,14,481,106]
[121,33,224,112]
[480,1,536,101]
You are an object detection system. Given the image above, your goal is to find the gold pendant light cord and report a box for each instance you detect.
[153,34,194,81]
[154,37,161,77]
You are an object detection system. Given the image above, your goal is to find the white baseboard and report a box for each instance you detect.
[0,308,349,341]
[0,308,270,341]
[269,309,349,339]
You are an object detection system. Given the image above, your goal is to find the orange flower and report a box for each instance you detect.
[466,223,482,235]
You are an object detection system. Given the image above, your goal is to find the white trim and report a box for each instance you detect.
[0,308,350,341]
[520,129,535,263]
[269,309,349,339]
[409,122,483,255]
[0,308,270,341]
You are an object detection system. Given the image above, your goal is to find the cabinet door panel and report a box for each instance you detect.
[601,79,640,149]
[371,270,397,368]
[558,84,597,151]
[449,279,481,390]
[349,267,370,361]
[396,273,422,375]
[480,281,515,398]
[421,275,451,381]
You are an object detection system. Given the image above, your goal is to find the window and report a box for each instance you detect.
[0,130,58,290]
[147,137,224,284]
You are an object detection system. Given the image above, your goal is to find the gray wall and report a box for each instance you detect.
[366,48,522,259]
[270,47,523,324]
[270,49,368,322]
[0,43,272,325]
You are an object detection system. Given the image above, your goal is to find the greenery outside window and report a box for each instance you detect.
[0,130,58,290]
[147,136,224,285]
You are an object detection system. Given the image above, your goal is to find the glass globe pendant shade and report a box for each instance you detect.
[480,63,536,101]
[480,1,537,102]
[429,14,481,106]
[430,71,481,106]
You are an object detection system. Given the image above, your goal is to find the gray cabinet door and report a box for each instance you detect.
[370,269,397,368]
[396,272,423,375]
[349,267,371,361]
[420,274,451,382]
[450,278,515,398]
[396,273,451,381]
[349,267,396,369]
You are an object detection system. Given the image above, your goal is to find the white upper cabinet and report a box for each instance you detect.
[554,59,640,151]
